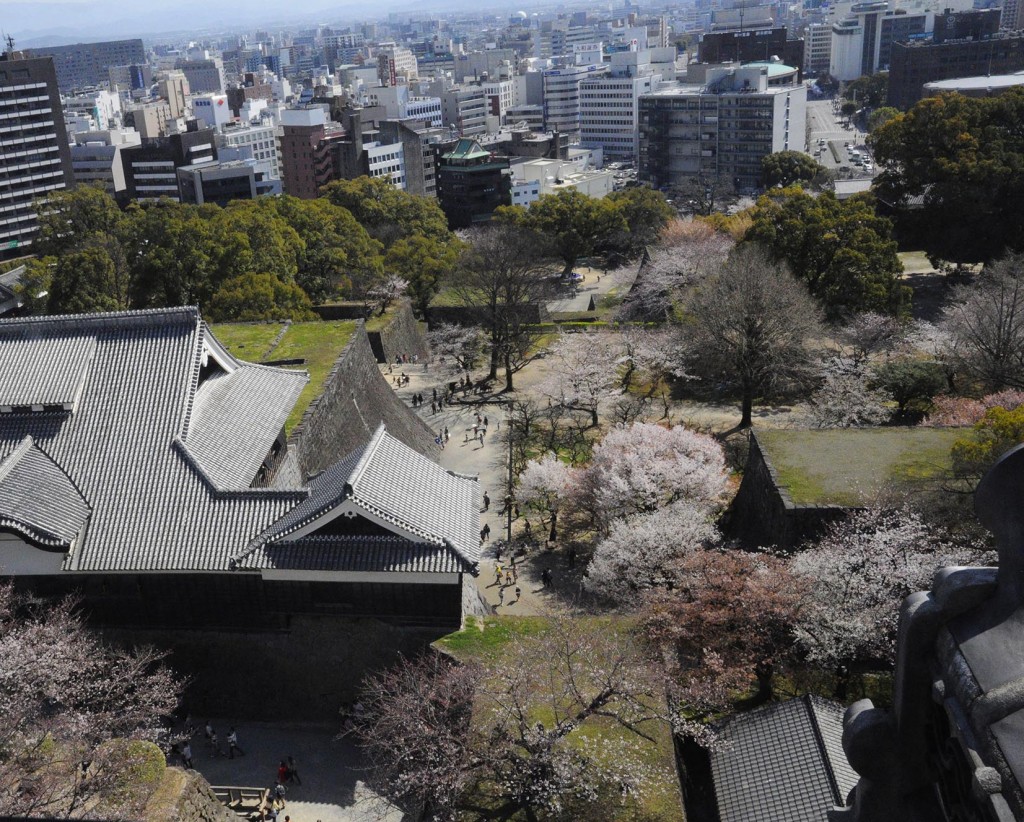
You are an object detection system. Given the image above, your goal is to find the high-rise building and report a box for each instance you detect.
[441,86,488,136]
[218,121,281,179]
[26,39,145,91]
[279,107,345,199]
[377,119,448,196]
[0,52,74,261]
[830,2,928,81]
[699,27,805,78]
[803,24,833,77]
[120,124,216,203]
[889,25,1024,109]
[176,58,226,94]
[157,71,190,119]
[639,62,806,193]
[580,51,663,162]
[543,61,608,134]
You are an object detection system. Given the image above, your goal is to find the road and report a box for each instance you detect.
[805,98,877,182]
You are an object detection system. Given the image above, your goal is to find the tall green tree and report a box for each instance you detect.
[844,72,888,108]
[46,244,127,314]
[871,89,1024,266]
[745,187,908,319]
[122,201,214,308]
[384,234,460,316]
[602,187,675,257]
[273,196,384,303]
[206,272,317,322]
[321,176,452,247]
[761,151,830,189]
[498,188,627,274]
[32,185,125,258]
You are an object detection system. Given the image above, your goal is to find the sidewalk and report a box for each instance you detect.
[381,363,574,615]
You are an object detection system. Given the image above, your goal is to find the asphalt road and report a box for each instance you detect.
[805,97,877,181]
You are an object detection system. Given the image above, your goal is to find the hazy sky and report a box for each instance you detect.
[0,0,387,43]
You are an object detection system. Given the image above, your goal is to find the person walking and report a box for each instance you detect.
[227,727,244,758]
[181,742,193,769]
[494,564,502,585]
[483,492,490,511]
[498,586,505,606]
[541,568,552,588]
[287,755,302,785]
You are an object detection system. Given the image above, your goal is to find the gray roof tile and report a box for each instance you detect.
[240,424,479,570]
[0,307,478,576]
[250,535,467,573]
[0,435,90,547]
[184,357,307,488]
[711,695,855,822]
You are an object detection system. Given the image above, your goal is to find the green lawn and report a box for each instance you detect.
[437,617,683,821]
[210,321,358,434]
[757,427,963,505]
[209,322,285,361]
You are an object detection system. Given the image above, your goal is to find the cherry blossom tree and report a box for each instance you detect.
[585,500,720,605]
[0,585,180,818]
[840,312,908,364]
[792,508,991,672]
[427,323,486,379]
[642,549,805,707]
[366,274,409,316]
[810,357,892,428]
[358,619,669,821]
[517,453,577,542]
[537,332,624,427]
[579,422,728,533]
[617,220,732,322]
[929,390,1024,426]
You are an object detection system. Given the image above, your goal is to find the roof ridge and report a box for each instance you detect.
[347,423,388,489]
[804,693,844,805]
[0,306,200,335]
[349,491,446,547]
[178,317,206,441]
[0,435,33,485]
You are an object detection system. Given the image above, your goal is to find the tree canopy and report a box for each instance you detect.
[871,89,1024,266]
[844,72,888,108]
[497,188,627,274]
[761,151,830,189]
[744,187,908,319]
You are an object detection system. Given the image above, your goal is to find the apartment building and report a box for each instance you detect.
[176,58,226,94]
[639,62,806,193]
[218,121,281,179]
[803,24,833,76]
[442,86,488,136]
[279,106,345,199]
[0,52,74,260]
[27,39,145,91]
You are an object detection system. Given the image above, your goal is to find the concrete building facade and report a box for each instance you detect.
[639,62,806,193]
[0,52,74,261]
[27,38,145,91]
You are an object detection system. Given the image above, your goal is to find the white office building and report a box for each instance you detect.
[580,51,662,161]
[543,61,608,134]
[70,127,140,195]
[217,121,280,179]
[365,140,406,188]
[510,157,614,206]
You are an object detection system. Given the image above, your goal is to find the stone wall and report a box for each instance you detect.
[728,430,850,550]
[144,767,236,822]
[367,299,429,364]
[426,302,549,329]
[273,321,439,485]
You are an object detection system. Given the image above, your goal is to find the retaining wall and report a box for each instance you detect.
[144,768,236,822]
[728,430,850,550]
[271,321,439,486]
[367,299,429,364]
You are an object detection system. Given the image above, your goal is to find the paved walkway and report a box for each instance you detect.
[186,720,403,822]
[382,361,583,616]
[546,265,619,314]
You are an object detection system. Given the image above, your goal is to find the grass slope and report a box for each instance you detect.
[210,320,358,434]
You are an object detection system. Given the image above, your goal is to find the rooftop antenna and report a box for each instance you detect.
[4,34,14,54]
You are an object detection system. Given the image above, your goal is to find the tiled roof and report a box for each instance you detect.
[0,435,90,547]
[248,535,468,574]
[0,335,96,409]
[0,308,305,572]
[183,351,307,489]
[0,307,477,577]
[239,424,480,571]
[711,695,857,822]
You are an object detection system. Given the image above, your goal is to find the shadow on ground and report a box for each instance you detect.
[186,720,405,822]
